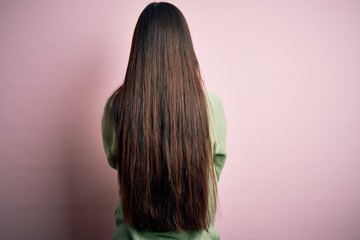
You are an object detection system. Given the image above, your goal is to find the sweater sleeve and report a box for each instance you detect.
[101,94,117,169]
[207,92,227,181]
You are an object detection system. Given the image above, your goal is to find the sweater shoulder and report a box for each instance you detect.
[206,91,225,115]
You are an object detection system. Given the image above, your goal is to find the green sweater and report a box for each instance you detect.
[101,91,227,240]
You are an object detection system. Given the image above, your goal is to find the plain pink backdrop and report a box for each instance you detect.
[1,0,360,239]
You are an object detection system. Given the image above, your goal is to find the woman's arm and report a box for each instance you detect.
[101,95,117,169]
[208,92,227,181]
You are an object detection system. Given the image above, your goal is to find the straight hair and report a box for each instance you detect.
[110,2,217,232]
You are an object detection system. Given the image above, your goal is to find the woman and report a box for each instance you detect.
[101,2,227,239]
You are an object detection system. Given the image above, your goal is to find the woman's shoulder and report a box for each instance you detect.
[103,90,121,119]
[106,91,118,108]
[205,91,225,114]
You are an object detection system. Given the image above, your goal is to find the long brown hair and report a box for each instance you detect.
[110,2,217,231]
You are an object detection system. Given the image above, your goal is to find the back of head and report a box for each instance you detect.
[112,2,217,232]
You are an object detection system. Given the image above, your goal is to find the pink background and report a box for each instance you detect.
[1,0,360,239]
